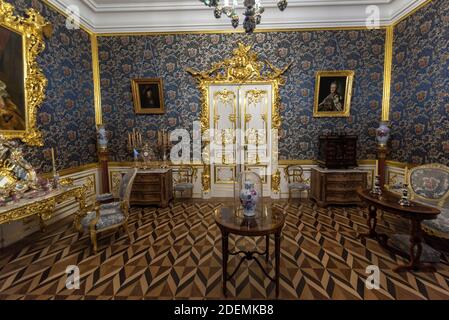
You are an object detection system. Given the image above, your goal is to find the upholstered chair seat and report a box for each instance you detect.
[174,182,194,191]
[81,209,125,230]
[422,206,449,238]
[288,182,310,190]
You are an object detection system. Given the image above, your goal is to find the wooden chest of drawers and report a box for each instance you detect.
[310,167,367,207]
[130,169,173,208]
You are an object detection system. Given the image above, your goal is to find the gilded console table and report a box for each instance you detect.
[0,184,87,231]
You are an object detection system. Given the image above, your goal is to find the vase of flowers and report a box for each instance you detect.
[239,181,259,217]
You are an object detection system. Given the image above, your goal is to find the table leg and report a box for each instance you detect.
[359,205,378,239]
[222,231,229,296]
[394,219,436,272]
[39,216,47,232]
[265,235,270,262]
[275,231,281,298]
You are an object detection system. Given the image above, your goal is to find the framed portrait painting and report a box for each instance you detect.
[313,70,354,117]
[131,78,165,114]
[0,1,51,146]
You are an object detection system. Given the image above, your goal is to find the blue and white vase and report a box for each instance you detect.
[97,125,108,151]
[375,121,390,147]
[239,181,259,217]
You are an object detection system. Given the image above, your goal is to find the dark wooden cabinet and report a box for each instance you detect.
[317,134,357,169]
[310,167,368,207]
[130,169,173,208]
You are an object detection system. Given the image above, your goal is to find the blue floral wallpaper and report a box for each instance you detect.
[390,0,449,165]
[98,29,385,162]
[8,0,97,172]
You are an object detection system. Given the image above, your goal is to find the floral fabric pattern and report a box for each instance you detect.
[9,0,97,172]
[98,30,385,162]
[390,0,449,165]
[410,168,449,200]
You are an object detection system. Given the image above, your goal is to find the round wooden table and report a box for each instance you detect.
[357,188,440,272]
[214,205,285,297]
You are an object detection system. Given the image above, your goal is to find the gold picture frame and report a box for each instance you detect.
[0,0,52,145]
[313,70,354,117]
[131,78,165,114]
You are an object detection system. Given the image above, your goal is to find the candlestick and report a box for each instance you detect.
[51,147,56,175]
[398,184,411,206]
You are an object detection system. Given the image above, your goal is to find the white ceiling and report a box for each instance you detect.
[47,0,429,33]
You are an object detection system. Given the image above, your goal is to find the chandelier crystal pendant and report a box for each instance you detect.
[199,0,288,33]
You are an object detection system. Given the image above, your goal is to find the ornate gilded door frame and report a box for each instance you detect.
[187,43,291,196]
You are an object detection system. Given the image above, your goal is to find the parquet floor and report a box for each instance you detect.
[1,200,449,300]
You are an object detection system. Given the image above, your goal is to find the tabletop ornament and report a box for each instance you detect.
[371,175,382,195]
[0,135,41,204]
[239,181,259,217]
[398,184,411,206]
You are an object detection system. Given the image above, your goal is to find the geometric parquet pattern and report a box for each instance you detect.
[1,200,449,300]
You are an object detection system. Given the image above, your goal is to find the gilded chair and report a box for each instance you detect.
[284,165,310,201]
[173,165,197,202]
[75,168,138,253]
[407,164,449,239]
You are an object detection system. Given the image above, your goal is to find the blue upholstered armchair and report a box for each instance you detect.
[407,164,449,239]
[75,168,138,253]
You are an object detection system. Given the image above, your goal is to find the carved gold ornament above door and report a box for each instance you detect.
[0,0,52,145]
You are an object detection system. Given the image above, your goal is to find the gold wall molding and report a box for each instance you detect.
[106,159,380,167]
[91,34,103,125]
[96,26,387,37]
[392,0,434,27]
[381,25,393,122]
[386,160,420,169]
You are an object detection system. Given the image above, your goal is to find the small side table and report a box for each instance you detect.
[214,205,285,298]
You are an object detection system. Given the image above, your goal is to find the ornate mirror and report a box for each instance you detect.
[0,0,51,146]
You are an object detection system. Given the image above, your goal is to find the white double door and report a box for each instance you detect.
[208,84,274,197]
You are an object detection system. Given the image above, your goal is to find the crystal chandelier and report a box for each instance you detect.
[199,0,288,33]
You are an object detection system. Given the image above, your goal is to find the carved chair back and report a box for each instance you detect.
[176,165,197,184]
[284,165,307,184]
[119,168,138,215]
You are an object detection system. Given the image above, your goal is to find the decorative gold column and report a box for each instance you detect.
[91,34,103,126]
[378,26,394,186]
[91,35,108,192]
[381,25,393,122]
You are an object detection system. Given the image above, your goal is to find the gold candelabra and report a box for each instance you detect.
[127,129,143,164]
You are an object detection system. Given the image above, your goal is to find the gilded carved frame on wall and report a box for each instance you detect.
[186,42,291,193]
[0,0,52,146]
